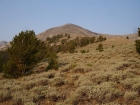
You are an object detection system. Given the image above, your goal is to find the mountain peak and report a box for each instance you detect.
[37,24,98,41]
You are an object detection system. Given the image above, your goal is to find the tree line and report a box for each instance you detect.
[0,31,107,78]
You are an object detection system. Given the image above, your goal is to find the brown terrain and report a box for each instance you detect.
[0,24,140,105]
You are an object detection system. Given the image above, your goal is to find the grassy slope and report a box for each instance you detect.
[0,38,140,105]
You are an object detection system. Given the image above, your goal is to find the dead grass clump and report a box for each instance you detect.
[128,57,138,62]
[75,76,92,86]
[35,77,49,86]
[60,64,71,72]
[114,62,131,71]
[126,69,140,76]
[0,89,11,102]
[123,91,138,103]
[41,71,55,79]
[70,74,81,81]
[132,79,140,92]
[72,66,92,73]
[121,78,139,89]
[72,82,123,104]
[91,82,123,103]
[12,86,48,105]
[12,89,40,105]
[78,79,93,87]
[64,92,81,105]
[46,87,61,102]
[75,85,94,98]
[11,85,23,92]
[51,77,65,86]
[109,71,126,83]
[24,101,36,105]
[21,81,36,89]
[89,72,110,84]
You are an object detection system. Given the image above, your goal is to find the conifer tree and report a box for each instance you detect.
[3,30,47,78]
[135,28,140,54]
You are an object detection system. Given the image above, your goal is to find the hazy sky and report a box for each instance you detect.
[0,0,140,41]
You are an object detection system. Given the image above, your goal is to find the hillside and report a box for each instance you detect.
[0,41,7,47]
[0,24,140,105]
[36,24,99,41]
[36,24,138,42]
[0,37,140,105]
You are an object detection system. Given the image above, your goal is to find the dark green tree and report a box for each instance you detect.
[46,53,58,70]
[96,43,104,52]
[3,30,47,78]
[126,36,129,39]
[135,40,140,54]
[0,51,9,72]
[97,36,106,42]
[138,28,140,37]
[80,37,90,47]
[135,28,140,54]
[90,36,96,43]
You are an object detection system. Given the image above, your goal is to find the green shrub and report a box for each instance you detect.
[96,43,104,52]
[46,56,58,70]
[97,36,106,42]
[80,49,89,53]
[0,51,9,72]
[135,40,140,54]
[126,36,129,39]
[112,45,114,48]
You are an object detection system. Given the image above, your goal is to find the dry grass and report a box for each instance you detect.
[0,38,140,105]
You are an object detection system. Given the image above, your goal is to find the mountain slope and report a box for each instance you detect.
[0,41,7,47]
[36,23,99,41]
[0,38,140,105]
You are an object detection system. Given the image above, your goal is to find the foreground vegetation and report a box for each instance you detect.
[0,40,140,105]
[0,31,106,78]
[0,29,140,105]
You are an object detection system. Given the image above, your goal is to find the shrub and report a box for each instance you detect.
[0,89,11,102]
[46,57,58,70]
[46,87,61,102]
[96,43,104,52]
[80,49,86,53]
[112,45,114,48]
[90,36,96,43]
[135,40,140,54]
[97,36,106,42]
[126,36,129,39]
[51,77,65,86]
[123,91,138,103]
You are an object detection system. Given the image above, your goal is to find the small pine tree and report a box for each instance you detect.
[135,40,140,54]
[46,53,58,70]
[126,36,129,39]
[112,45,115,48]
[90,36,96,43]
[96,43,104,52]
[97,36,105,42]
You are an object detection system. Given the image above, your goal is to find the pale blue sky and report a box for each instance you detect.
[0,0,140,41]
